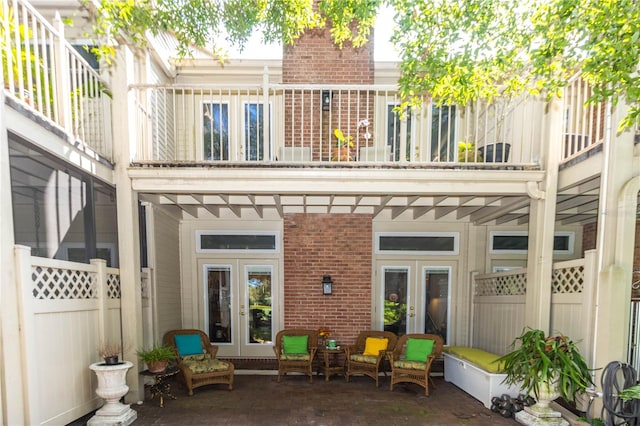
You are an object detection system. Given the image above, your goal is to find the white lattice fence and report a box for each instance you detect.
[472,269,527,354]
[550,252,596,364]
[472,251,597,364]
[14,246,122,425]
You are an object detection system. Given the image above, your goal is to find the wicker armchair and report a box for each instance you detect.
[163,329,234,395]
[345,330,398,387]
[389,333,444,396]
[273,329,318,383]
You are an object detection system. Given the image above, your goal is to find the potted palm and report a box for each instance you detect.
[137,345,176,373]
[496,328,594,418]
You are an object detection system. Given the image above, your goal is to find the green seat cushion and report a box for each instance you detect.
[350,354,378,364]
[181,354,230,373]
[405,338,435,362]
[279,353,311,361]
[174,334,203,356]
[443,346,504,373]
[393,360,426,370]
[282,335,309,354]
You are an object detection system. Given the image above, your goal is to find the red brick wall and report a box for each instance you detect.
[583,220,640,298]
[283,213,372,346]
[282,28,374,85]
[582,222,597,253]
[281,16,375,158]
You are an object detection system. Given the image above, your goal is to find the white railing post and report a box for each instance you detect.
[91,258,108,347]
[52,12,71,134]
[262,66,271,160]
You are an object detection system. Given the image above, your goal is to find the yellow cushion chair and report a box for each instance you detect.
[389,333,444,396]
[163,329,234,395]
[345,330,398,387]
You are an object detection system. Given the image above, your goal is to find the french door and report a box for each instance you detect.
[377,260,454,344]
[202,259,278,357]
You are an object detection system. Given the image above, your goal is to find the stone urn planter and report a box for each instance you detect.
[88,361,137,426]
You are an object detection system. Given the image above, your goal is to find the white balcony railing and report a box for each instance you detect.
[131,79,549,166]
[561,74,606,162]
[1,0,112,160]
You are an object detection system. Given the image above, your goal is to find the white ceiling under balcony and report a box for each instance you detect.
[132,167,614,226]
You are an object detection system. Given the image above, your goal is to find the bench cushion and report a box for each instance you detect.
[443,346,504,373]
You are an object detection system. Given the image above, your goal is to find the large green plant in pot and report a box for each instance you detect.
[497,328,594,405]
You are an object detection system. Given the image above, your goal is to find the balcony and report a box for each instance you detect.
[2,0,605,170]
[2,0,112,161]
[131,79,554,168]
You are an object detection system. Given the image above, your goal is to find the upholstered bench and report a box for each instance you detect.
[442,347,520,409]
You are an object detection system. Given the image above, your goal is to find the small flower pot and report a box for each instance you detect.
[103,356,120,365]
[148,360,168,373]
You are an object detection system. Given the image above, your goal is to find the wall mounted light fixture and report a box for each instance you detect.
[322,275,333,295]
[321,90,331,111]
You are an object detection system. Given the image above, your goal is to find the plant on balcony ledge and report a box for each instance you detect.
[332,128,354,161]
[458,141,483,162]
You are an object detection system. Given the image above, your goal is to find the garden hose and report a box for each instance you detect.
[596,361,640,426]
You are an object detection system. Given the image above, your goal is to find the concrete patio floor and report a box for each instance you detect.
[73,372,520,425]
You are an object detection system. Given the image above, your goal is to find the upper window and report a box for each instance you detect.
[387,104,412,161]
[244,102,270,161]
[196,231,279,253]
[489,231,575,254]
[375,232,459,255]
[203,102,229,160]
[386,104,456,162]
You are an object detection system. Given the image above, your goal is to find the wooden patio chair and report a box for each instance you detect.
[163,329,234,395]
[389,333,444,396]
[272,329,318,383]
[345,330,398,387]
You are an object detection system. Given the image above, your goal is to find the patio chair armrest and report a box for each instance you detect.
[345,345,358,357]
[205,344,219,358]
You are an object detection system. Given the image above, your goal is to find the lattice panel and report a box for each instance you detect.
[107,273,121,299]
[31,266,96,299]
[475,273,527,296]
[552,266,584,294]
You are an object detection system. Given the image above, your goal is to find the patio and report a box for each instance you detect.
[71,373,518,425]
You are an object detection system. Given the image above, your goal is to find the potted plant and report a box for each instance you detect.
[458,141,483,162]
[97,341,122,365]
[496,328,594,418]
[137,345,176,373]
[332,128,354,161]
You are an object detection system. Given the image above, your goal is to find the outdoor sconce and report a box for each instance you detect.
[322,275,333,295]
[321,90,331,111]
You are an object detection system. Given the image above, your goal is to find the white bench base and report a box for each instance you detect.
[443,352,520,409]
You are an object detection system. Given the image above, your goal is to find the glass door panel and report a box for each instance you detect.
[206,266,232,343]
[382,266,409,336]
[245,265,273,345]
[422,267,451,344]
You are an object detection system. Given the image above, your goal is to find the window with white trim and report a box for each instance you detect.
[375,232,459,255]
[489,231,575,254]
[196,231,279,253]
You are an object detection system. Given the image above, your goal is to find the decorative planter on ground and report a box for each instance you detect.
[88,361,137,426]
